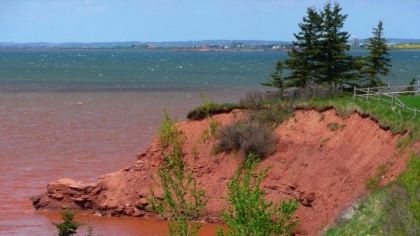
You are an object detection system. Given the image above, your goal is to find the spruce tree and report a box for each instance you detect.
[364,21,391,87]
[285,7,322,88]
[262,61,285,97]
[318,2,353,90]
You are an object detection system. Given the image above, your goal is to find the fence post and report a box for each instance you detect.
[367,87,370,100]
[353,86,356,100]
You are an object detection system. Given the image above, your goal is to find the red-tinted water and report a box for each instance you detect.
[0,90,243,235]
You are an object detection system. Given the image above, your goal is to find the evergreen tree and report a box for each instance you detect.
[285,7,323,88]
[318,2,353,90]
[364,21,391,87]
[262,61,285,97]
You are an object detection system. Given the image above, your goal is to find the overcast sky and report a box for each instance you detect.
[0,0,419,43]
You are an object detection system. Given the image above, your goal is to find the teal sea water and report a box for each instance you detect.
[0,50,419,92]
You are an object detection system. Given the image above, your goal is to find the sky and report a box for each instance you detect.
[0,0,419,43]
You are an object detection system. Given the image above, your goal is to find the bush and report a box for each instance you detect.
[218,155,299,236]
[239,90,272,110]
[215,120,277,159]
[187,102,242,121]
[54,209,80,236]
[151,113,208,236]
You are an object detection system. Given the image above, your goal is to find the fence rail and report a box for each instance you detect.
[353,84,420,117]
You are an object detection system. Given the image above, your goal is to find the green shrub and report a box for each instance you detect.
[218,155,299,236]
[151,113,208,236]
[187,102,242,121]
[215,120,277,159]
[159,111,182,149]
[53,209,80,236]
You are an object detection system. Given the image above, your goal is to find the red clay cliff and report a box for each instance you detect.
[32,109,411,235]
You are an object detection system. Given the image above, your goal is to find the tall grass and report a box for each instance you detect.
[325,155,420,236]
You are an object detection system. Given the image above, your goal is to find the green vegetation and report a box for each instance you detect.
[218,155,299,236]
[326,155,420,236]
[327,122,344,132]
[54,209,80,236]
[187,102,242,121]
[296,95,420,140]
[399,95,420,109]
[151,113,208,236]
[363,21,392,87]
[262,61,286,97]
[200,119,219,143]
[159,111,182,149]
[264,3,393,92]
[284,7,322,88]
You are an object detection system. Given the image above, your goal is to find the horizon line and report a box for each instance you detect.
[2,38,420,45]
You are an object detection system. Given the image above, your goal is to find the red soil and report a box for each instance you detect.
[32,109,411,235]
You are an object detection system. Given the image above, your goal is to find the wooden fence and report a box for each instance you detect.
[353,84,420,117]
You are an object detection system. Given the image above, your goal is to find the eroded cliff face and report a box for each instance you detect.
[32,109,410,235]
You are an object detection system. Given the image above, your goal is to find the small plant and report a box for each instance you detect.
[191,145,199,160]
[327,122,340,132]
[365,164,389,191]
[151,113,208,236]
[159,111,183,149]
[209,119,219,137]
[54,209,80,236]
[200,119,219,143]
[365,176,381,191]
[215,120,277,159]
[218,154,299,236]
[397,135,413,152]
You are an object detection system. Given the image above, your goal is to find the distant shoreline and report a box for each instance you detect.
[1,47,420,53]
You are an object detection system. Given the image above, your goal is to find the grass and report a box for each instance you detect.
[296,95,420,140]
[159,111,182,149]
[187,102,242,121]
[325,155,420,236]
[399,95,420,109]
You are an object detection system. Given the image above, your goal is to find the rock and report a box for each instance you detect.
[49,192,64,200]
[133,208,146,217]
[137,153,147,159]
[300,192,316,207]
